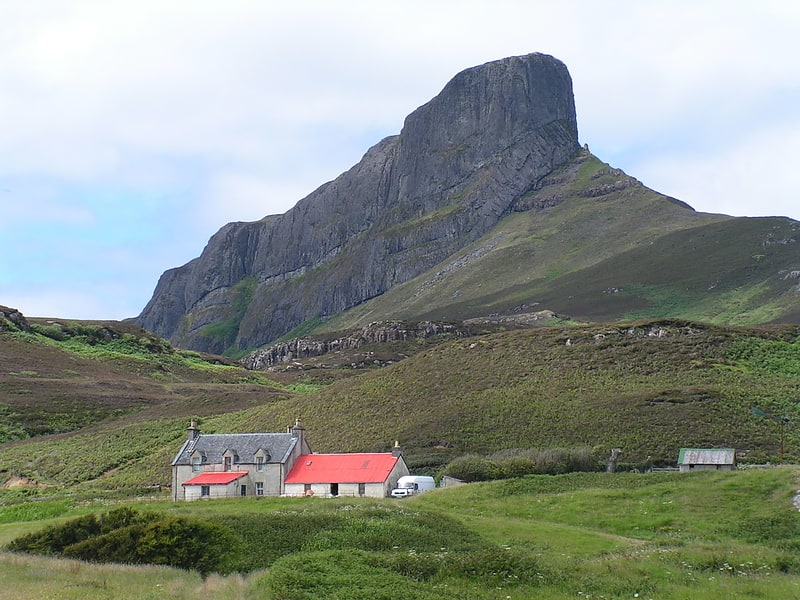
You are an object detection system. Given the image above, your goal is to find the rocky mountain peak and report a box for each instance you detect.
[134,53,580,352]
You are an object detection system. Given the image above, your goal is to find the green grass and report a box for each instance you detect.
[3,468,800,598]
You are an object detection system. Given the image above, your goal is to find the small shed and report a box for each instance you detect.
[678,448,736,472]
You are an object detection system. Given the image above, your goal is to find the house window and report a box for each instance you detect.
[192,457,201,472]
[304,483,312,493]
[201,485,210,498]
[358,483,366,497]
[240,485,247,497]
[256,482,264,496]
[256,456,265,471]
[224,456,232,471]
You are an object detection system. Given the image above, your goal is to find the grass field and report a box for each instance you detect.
[2,467,800,598]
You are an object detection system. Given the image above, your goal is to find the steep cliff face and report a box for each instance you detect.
[135,53,580,352]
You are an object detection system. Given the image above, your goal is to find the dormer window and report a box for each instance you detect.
[224,456,232,471]
[191,450,204,472]
[254,449,270,471]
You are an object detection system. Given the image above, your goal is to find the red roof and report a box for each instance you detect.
[284,454,399,484]
[182,471,248,486]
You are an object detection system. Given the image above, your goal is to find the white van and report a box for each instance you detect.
[390,475,436,498]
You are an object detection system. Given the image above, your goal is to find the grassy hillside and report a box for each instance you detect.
[274,319,800,465]
[2,468,800,598]
[2,318,799,495]
[318,152,800,334]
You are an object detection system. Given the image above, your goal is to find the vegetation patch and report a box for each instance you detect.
[441,446,601,482]
[200,276,258,353]
[7,508,231,577]
[5,469,800,598]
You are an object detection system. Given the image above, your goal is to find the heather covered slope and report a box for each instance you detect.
[276,320,800,466]
[2,318,799,493]
[0,315,288,445]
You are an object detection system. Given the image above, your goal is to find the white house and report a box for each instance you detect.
[171,419,311,501]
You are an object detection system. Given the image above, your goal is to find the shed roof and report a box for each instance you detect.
[182,471,249,486]
[172,433,298,466]
[678,448,735,465]
[284,453,401,484]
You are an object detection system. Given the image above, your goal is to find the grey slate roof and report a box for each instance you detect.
[172,433,298,466]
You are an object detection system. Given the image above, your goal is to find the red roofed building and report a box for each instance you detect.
[284,447,409,498]
[181,471,249,501]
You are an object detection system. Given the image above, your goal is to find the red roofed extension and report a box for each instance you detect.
[182,471,249,486]
[284,453,399,484]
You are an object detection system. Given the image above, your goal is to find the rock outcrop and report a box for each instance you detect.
[243,320,470,370]
[135,53,580,352]
[0,306,32,333]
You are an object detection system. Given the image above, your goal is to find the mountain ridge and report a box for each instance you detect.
[134,53,799,355]
[134,53,580,352]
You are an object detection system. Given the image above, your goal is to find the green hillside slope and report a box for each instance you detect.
[276,320,800,465]
[318,152,799,334]
[3,319,799,494]
[0,320,288,444]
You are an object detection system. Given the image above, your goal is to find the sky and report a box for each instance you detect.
[1,1,799,321]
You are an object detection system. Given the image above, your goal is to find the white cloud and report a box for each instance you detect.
[2,285,137,321]
[634,122,800,219]
[1,0,799,320]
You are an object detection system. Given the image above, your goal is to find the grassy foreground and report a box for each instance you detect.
[2,467,800,599]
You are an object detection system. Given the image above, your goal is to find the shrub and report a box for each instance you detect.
[135,517,234,576]
[254,550,443,600]
[497,456,537,478]
[63,523,148,564]
[441,455,502,482]
[7,513,101,554]
[6,509,233,577]
[444,447,602,482]
[30,323,67,341]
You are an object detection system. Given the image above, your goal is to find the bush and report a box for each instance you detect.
[63,523,147,564]
[7,513,101,554]
[443,447,602,482]
[30,323,67,341]
[497,456,537,478]
[135,517,234,576]
[441,455,502,482]
[6,509,234,577]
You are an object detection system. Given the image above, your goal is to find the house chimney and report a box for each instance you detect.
[392,440,403,458]
[291,418,306,450]
[187,419,200,442]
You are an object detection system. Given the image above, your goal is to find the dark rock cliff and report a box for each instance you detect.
[134,53,580,352]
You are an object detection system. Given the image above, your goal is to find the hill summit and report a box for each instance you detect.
[135,53,800,354]
[135,53,580,353]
